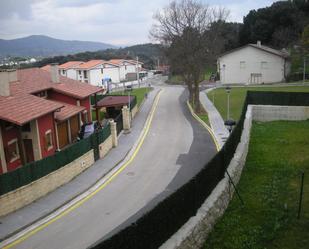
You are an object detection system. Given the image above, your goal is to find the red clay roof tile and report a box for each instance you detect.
[58,61,84,69]
[54,102,85,122]
[0,94,63,126]
[75,60,105,69]
[0,68,103,125]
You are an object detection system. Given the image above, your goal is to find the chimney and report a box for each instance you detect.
[0,70,13,97]
[50,63,60,83]
[8,69,17,82]
[257,41,261,47]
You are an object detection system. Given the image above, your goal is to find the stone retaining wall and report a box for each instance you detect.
[0,150,94,217]
[160,104,309,249]
[99,135,113,159]
[131,105,138,118]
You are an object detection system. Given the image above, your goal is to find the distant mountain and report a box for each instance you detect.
[0,35,116,58]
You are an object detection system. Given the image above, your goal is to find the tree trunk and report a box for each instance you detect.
[185,75,194,104]
[194,81,201,113]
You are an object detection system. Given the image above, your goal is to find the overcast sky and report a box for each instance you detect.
[0,0,277,46]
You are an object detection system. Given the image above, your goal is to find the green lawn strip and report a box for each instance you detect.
[197,114,210,126]
[91,110,105,121]
[204,121,309,249]
[207,86,309,121]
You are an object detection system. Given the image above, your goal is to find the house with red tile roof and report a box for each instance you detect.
[0,65,103,174]
[108,59,143,81]
[73,60,121,86]
[58,61,84,79]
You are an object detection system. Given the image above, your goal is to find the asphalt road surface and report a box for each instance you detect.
[11,85,217,249]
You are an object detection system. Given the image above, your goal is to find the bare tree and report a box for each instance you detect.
[150,0,229,112]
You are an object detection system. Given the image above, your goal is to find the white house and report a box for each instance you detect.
[217,41,290,84]
[58,61,84,79]
[74,60,120,86]
[109,59,143,81]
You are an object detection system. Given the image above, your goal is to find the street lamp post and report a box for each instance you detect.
[226,86,231,120]
[137,56,140,88]
[126,85,133,125]
[224,86,235,133]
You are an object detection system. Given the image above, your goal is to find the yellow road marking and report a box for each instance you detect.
[186,101,220,152]
[2,90,163,249]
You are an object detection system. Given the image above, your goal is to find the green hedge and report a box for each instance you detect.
[0,124,111,195]
[89,91,309,249]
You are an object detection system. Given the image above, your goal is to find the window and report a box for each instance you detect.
[101,68,103,74]
[44,130,53,151]
[62,70,65,74]
[83,71,88,78]
[261,61,268,69]
[22,123,31,132]
[78,70,82,75]
[240,61,246,69]
[6,139,20,163]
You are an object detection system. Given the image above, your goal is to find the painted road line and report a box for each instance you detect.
[0,90,163,249]
[186,101,220,152]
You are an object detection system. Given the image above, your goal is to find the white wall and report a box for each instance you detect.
[66,69,78,80]
[218,46,286,84]
[89,68,103,86]
[118,65,126,81]
[102,65,120,83]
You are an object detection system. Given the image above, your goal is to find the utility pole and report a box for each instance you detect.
[137,56,140,88]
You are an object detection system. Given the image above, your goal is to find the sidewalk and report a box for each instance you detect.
[0,87,160,241]
[199,90,229,149]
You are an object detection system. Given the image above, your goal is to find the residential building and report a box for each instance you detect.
[108,59,143,81]
[74,60,120,86]
[0,65,103,174]
[58,61,84,79]
[217,41,291,84]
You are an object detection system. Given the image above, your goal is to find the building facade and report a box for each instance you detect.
[0,66,102,174]
[217,41,291,84]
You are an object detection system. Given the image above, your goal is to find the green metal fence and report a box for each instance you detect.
[0,123,111,195]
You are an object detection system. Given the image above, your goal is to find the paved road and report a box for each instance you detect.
[9,85,216,249]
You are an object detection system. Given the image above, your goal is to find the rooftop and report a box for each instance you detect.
[76,60,105,70]
[0,94,63,126]
[54,102,85,122]
[0,68,103,125]
[96,95,135,108]
[219,42,290,59]
[58,61,84,70]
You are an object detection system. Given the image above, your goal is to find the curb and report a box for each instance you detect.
[186,101,220,152]
[0,89,163,249]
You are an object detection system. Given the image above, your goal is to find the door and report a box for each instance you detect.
[70,115,80,142]
[57,122,69,149]
[23,139,35,163]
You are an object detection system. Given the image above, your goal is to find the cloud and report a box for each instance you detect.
[0,0,38,20]
[0,0,279,45]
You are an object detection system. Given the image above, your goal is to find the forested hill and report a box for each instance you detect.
[0,35,116,58]
[31,43,165,69]
[239,0,309,48]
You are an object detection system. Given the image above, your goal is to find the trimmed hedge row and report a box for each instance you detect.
[89,91,309,249]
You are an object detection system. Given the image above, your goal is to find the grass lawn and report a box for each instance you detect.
[198,114,210,126]
[204,120,309,249]
[207,86,309,121]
